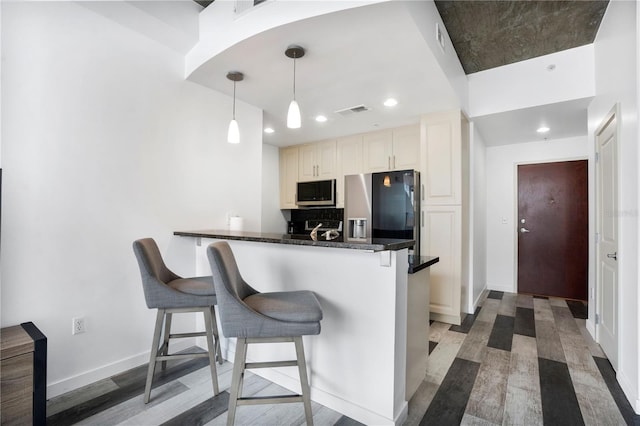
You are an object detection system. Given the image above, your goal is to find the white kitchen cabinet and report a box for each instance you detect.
[421,205,462,324]
[390,124,420,171]
[421,111,463,205]
[279,146,299,209]
[298,139,336,182]
[420,110,469,325]
[336,135,364,208]
[363,130,392,173]
[363,125,419,173]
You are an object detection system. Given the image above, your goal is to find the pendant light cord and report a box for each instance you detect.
[232,80,237,119]
[292,55,297,101]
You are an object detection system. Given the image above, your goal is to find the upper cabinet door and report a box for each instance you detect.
[363,130,393,173]
[279,146,299,209]
[298,144,317,182]
[392,125,420,171]
[298,140,336,182]
[316,139,337,179]
[336,135,364,208]
[421,111,463,205]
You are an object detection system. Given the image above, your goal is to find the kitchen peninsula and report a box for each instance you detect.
[175,229,438,426]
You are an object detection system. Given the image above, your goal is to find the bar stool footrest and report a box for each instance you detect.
[237,395,304,406]
[245,360,298,369]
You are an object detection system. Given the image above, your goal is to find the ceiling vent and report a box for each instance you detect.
[335,104,371,117]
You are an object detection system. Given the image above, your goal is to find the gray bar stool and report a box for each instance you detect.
[206,241,323,426]
[133,238,222,403]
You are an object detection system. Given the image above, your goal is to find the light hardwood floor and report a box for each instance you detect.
[47,292,638,425]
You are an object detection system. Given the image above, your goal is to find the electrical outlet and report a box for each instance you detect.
[72,317,86,335]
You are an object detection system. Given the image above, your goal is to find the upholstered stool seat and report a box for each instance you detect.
[133,238,222,403]
[207,241,323,426]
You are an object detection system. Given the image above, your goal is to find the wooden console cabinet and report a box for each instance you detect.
[1,322,47,426]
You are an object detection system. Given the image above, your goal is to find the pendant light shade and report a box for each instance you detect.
[285,45,305,129]
[287,100,301,129]
[226,71,244,144]
[227,119,239,144]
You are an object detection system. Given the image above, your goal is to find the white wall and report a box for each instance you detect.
[588,0,639,412]
[1,1,264,397]
[470,123,487,310]
[485,136,589,293]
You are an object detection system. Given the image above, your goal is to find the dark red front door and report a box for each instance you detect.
[517,160,588,300]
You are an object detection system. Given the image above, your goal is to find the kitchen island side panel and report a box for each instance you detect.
[193,238,409,426]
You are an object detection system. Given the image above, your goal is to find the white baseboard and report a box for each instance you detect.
[47,339,195,399]
[218,338,406,425]
[585,318,596,339]
[617,369,640,414]
[430,312,462,325]
[486,284,515,294]
[473,285,488,310]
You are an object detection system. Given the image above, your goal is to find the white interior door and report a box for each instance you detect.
[596,108,618,369]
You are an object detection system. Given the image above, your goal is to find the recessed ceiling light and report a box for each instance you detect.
[384,98,398,107]
[264,127,274,134]
[537,126,550,133]
[315,115,327,123]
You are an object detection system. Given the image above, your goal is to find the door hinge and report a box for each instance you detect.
[595,313,600,325]
[595,152,600,162]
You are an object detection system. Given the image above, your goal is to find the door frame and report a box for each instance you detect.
[594,104,620,367]
[512,156,590,295]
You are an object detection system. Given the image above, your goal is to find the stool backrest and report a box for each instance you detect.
[206,241,259,336]
[133,238,180,308]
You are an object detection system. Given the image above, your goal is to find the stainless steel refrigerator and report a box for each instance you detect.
[344,170,420,256]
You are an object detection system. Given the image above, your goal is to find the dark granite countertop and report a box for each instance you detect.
[408,256,440,274]
[174,229,416,252]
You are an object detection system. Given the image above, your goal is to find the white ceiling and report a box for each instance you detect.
[186,1,591,148]
[473,98,591,147]
[187,2,461,147]
[97,1,591,149]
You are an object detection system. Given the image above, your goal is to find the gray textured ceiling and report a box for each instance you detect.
[434,0,609,74]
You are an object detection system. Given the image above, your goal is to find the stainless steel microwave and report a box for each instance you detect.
[296,179,336,207]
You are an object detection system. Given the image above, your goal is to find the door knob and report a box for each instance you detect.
[520,227,530,233]
[607,252,617,260]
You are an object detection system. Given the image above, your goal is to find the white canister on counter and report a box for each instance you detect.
[229,216,243,231]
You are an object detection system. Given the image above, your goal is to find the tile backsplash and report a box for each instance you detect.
[291,208,344,223]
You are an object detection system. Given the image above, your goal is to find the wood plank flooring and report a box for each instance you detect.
[47,292,638,425]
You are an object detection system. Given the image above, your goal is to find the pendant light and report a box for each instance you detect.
[227,71,243,144]
[285,45,305,129]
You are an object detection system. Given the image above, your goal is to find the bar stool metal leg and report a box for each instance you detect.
[209,306,223,365]
[144,309,165,403]
[227,338,248,426]
[204,306,220,396]
[294,336,314,426]
[161,312,172,370]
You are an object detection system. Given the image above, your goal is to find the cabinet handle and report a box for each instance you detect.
[388,157,391,170]
[393,156,396,169]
